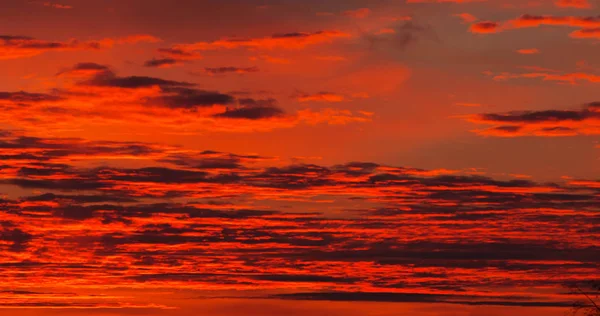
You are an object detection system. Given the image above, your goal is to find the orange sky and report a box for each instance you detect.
[0,0,599,315]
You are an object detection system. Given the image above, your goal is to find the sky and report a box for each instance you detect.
[0,0,599,315]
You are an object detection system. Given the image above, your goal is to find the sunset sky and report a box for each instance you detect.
[1,0,599,315]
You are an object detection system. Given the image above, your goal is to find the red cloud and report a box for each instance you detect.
[174,31,350,51]
[516,48,540,54]
[297,92,345,103]
[570,27,600,38]
[554,0,592,8]
[469,21,501,33]
[454,13,478,23]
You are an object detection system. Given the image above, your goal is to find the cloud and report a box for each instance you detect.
[297,92,345,103]
[0,130,599,309]
[56,62,112,77]
[469,21,501,33]
[487,69,600,84]
[297,108,372,125]
[0,91,63,104]
[0,35,99,59]
[157,47,202,59]
[0,226,32,252]
[510,14,600,29]
[215,98,284,120]
[143,58,181,68]
[516,48,540,54]
[147,87,235,109]
[571,27,600,38]
[144,47,202,68]
[469,14,600,39]
[116,34,161,44]
[454,13,478,23]
[203,66,260,75]
[272,291,575,307]
[0,63,372,133]
[152,31,351,65]
[554,0,592,8]
[82,70,194,89]
[0,34,159,60]
[466,102,600,137]
[42,2,73,9]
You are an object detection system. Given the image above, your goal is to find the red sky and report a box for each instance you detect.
[0,0,599,315]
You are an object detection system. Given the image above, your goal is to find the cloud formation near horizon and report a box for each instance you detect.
[0,129,598,309]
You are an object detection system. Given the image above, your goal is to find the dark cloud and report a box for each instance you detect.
[0,225,33,252]
[148,87,235,109]
[204,66,259,75]
[0,91,63,104]
[24,193,138,204]
[1,131,599,308]
[272,291,575,307]
[143,58,180,68]
[251,274,359,283]
[55,62,112,77]
[272,32,314,38]
[83,72,194,88]
[468,102,600,136]
[157,47,200,58]
[215,98,284,119]
[480,109,596,123]
[0,35,34,41]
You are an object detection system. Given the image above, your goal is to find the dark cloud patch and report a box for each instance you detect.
[64,63,193,88]
[0,133,161,158]
[272,291,575,307]
[0,35,68,49]
[491,125,522,133]
[157,47,198,58]
[7,178,107,191]
[83,72,194,88]
[24,193,138,204]
[148,87,234,109]
[332,162,379,176]
[1,131,599,305]
[467,102,600,137]
[55,62,112,78]
[272,32,313,38]
[63,62,110,72]
[204,66,259,75]
[0,35,34,41]
[0,91,63,104]
[162,155,241,169]
[215,106,283,119]
[215,98,284,120]
[160,150,268,169]
[143,58,179,68]
[0,34,108,60]
[480,110,597,123]
[250,274,359,283]
[0,225,33,252]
